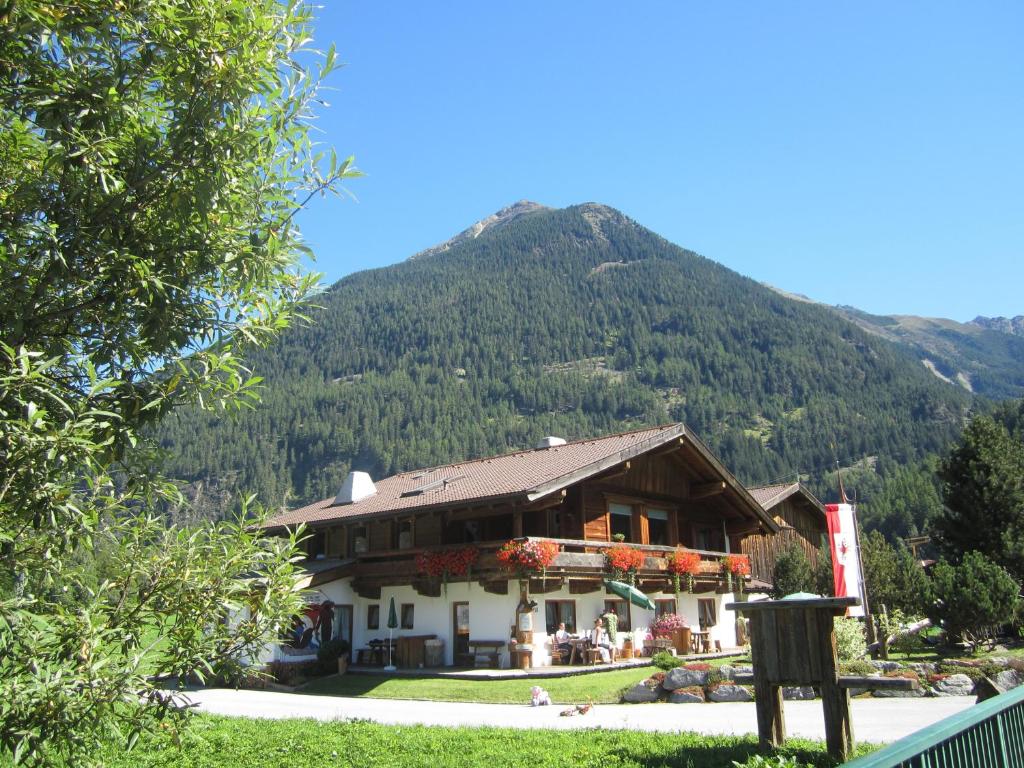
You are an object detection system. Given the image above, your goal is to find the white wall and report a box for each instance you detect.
[256,578,744,668]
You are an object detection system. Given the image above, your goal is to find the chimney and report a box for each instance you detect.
[334,471,377,505]
[535,436,567,450]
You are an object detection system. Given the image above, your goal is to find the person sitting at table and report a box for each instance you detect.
[553,622,572,660]
[590,617,612,663]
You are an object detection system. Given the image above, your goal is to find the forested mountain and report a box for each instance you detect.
[157,202,976,528]
[828,306,1024,399]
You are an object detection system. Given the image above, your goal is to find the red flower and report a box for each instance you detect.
[668,548,701,575]
[721,554,751,576]
[604,546,645,574]
[415,547,479,578]
[496,539,560,572]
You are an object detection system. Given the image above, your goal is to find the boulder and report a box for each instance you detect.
[931,674,975,697]
[782,686,816,701]
[664,667,709,690]
[708,684,754,702]
[873,685,926,698]
[717,664,736,681]
[907,662,937,677]
[994,670,1021,691]
[975,676,1006,703]
[870,660,902,673]
[623,682,661,703]
[668,689,705,703]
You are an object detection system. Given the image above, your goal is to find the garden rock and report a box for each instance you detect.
[708,684,753,702]
[623,683,661,703]
[668,689,705,703]
[782,686,816,700]
[873,685,926,698]
[931,674,975,697]
[717,664,735,681]
[907,662,937,677]
[664,667,709,690]
[994,670,1021,691]
[870,660,901,673]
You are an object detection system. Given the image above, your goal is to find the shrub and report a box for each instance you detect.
[838,660,876,677]
[928,551,1020,649]
[652,651,683,670]
[834,617,867,661]
[316,637,351,674]
[770,543,816,599]
[732,756,812,768]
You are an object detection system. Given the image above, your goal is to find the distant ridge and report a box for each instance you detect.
[971,315,1024,337]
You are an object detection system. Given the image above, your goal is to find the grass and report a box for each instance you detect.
[300,667,654,704]
[93,714,870,768]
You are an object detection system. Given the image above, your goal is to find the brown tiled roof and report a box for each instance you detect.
[265,424,687,529]
[747,483,798,509]
[747,482,826,518]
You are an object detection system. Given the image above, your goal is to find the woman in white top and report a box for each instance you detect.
[590,618,611,663]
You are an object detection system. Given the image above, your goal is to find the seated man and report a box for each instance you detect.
[553,622,572,662]
[589,617,612,663]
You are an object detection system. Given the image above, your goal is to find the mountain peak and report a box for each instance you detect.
[410,200,550,260]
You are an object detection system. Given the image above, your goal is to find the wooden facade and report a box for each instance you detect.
[289,431,783,595]
[740,484,828,586]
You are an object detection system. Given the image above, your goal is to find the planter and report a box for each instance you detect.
[337,654,349,675]
[622,639,634,659]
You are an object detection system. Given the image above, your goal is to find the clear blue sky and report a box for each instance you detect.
[297,2,1023,322]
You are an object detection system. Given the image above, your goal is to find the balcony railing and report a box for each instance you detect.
[349,536,743,588]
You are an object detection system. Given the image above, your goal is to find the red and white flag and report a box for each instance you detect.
[825,502,865,617]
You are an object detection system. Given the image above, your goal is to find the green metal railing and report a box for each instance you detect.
[843,684,1024,767]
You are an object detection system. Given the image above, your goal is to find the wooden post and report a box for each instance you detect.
[816,609,853,760]
[727,596,859,761]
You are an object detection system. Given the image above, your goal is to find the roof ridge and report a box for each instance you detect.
[388,422,681,478]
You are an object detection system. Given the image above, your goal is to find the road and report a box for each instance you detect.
[182,687,974,744]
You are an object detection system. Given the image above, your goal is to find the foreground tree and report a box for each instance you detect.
[927,551,1020,649]
[860,531,930,616]
[769,543,815,598]
[932,416,1024,581]
[0,1,358,764]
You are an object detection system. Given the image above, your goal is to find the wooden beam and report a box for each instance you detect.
[352,581,381,600]
[513,510,523,538]
[569,580,602,594]
[528,577,565,594]
[690,481,726,500]
[413,579,441,598]
[480,579,509,595]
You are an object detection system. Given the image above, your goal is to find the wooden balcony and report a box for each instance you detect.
[345,536,745,598]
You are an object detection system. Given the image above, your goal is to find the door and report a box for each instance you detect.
[453,602,470,667]
[335,604,353,654]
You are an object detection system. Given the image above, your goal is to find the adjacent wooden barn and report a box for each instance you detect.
[741,482,828,586]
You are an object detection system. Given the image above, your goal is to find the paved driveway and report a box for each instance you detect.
[183,688,974,744]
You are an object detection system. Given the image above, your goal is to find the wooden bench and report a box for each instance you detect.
[468,639,504,668]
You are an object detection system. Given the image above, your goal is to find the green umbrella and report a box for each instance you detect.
[384,596,399,671]
[603,579,655,610]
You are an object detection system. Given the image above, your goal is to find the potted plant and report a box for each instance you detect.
[316,637,351,676]
[650,612,690,655]
[668,548,701,594]
[720,554,751,594]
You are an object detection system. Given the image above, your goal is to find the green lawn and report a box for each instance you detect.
[94,715,866,768]
[300,667,653,704]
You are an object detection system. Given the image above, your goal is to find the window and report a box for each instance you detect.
[698,598,717,630]
[609,502,633,541]
[401,603,415,629]
[352,525,368,555]
[367,604,380,630]
[544,600,576,634]
[695,526,722,552]
[398,520,414,550]
[603,599,631,631]
[306,530,325,559]
[655,599,676,618]
[647,508,669,546]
